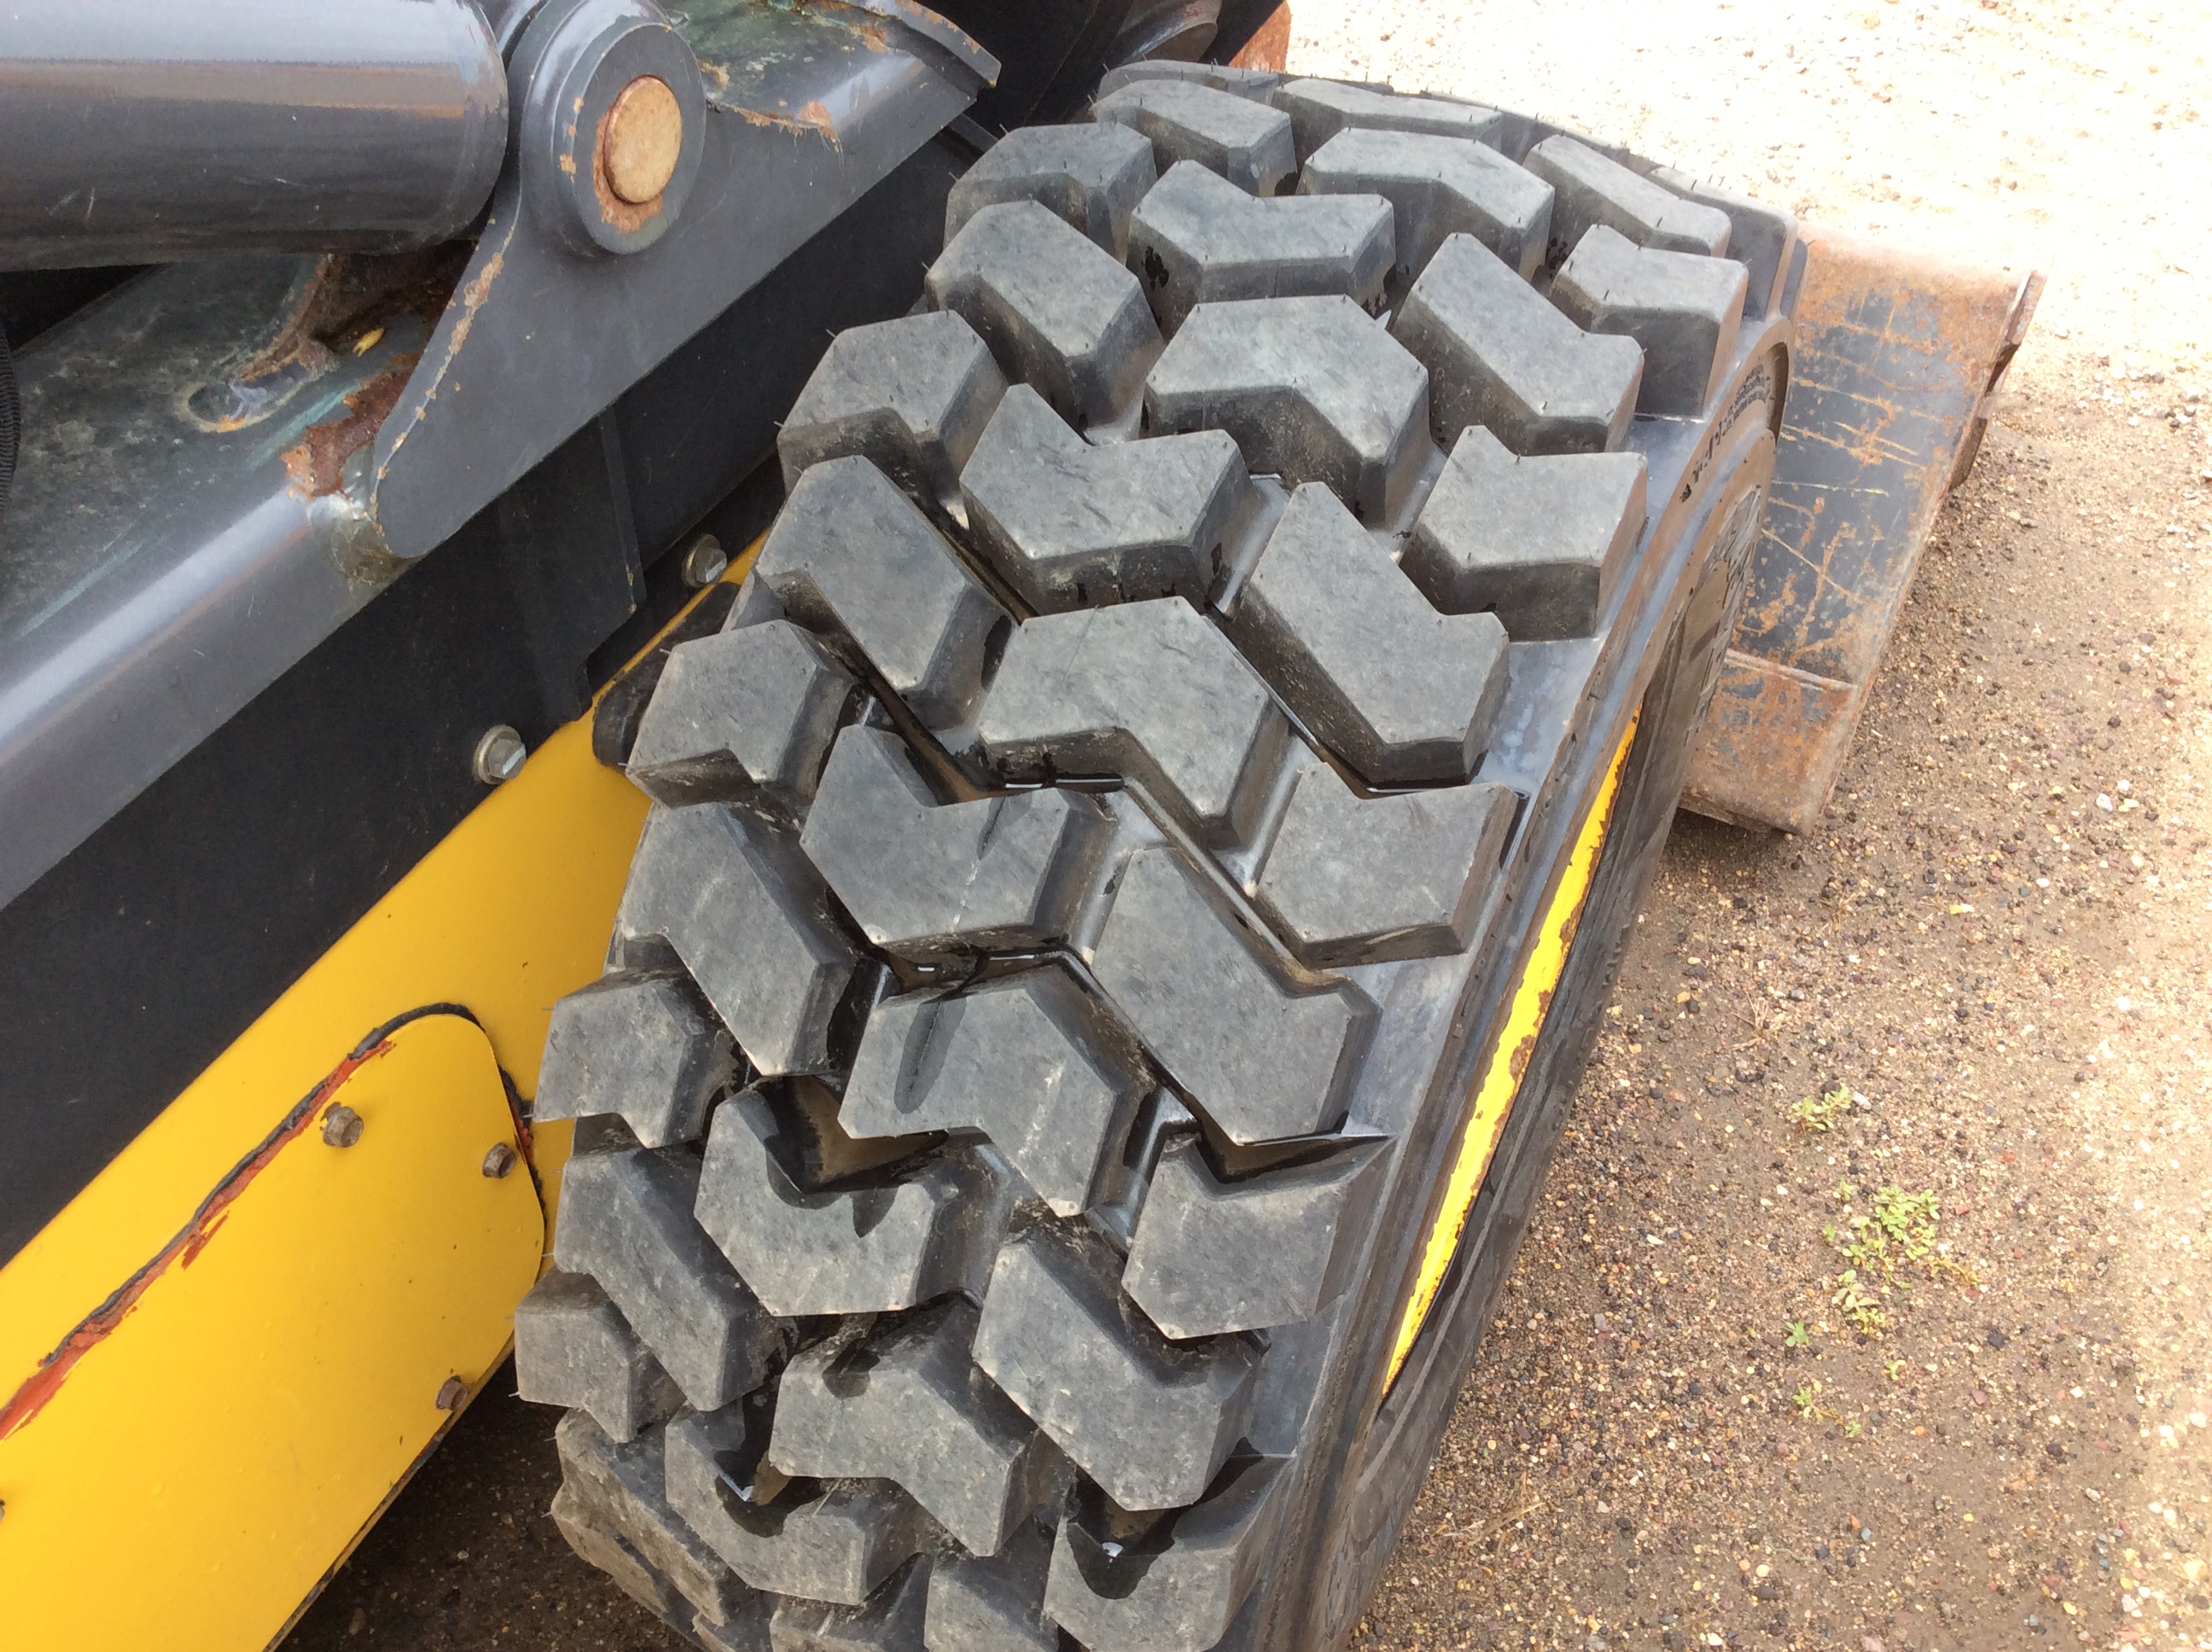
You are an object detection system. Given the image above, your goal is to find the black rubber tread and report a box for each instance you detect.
[1091,79,1298,197]
[943,121,1158,259]
[526,71,1798,1652]
[1300,125,1553,293]
[1124,159,1393,332]
[1270,77,1503,164]
[1524,133,1732,263]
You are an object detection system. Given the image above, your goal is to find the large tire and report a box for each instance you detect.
[516,66,1791,1652]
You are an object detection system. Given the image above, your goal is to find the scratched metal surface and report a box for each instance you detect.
[1683,226,2032,832]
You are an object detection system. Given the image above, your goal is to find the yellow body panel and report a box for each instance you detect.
[0,545,751,1652]
[0,1014,544,1652]
[0,710,647,1399]
[1385,714,1639,1387]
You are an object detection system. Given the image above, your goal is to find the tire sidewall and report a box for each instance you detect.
[1271,358,1784,1652]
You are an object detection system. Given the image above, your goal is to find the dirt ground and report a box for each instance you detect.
[1295,3,2212,1649]
[288,3,2212,1649]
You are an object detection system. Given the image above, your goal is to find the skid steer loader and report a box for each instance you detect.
[0,2,2036,1647]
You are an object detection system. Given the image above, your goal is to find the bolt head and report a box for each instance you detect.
[602,75,682,205]
[481,1142,519,1179]
[679,532,728,589]
[321,1104,364,1148]
[473,724,527,786]
[434,1376,469,1411]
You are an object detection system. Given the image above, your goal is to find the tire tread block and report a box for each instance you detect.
[1094,61,1285,103]
[667,1400,932,1606]
[1088,845,1374,1144]
[924,1518,1057,1651]
[947,123,1158,259]
[768,1558,932,1652]
[1091,80,1296,197]
[1042,1456,1288,1652]
[842,966,1150,1218]
[777,312,1010,518]
[1271,78,1502,162]
[536,970,738,1149]
[516,1269,686,1443]
[1145,294,1430,523]
[555,1411,760,1632]
[1650,165,1798,318]
[1549,224,1749,419]
[695,1091,1016,1317]
[927,201,1162,429]
[627,620,857,813]
[1124,1135,1388,1336]
[961,384,1245,613]
[1127,160,1393,332]
[1301,126,1551,288]
[615,804,859,1078]
[1390,232,1641,457]
[551,1476,697,1629]
[1251,759,1519,969]
[800,724,1109,960]
[771,1301,1060,1558]
[973,1224,1257,1512]
[978,597,1289,848]
[553,1145,782,1412]
[1525,134,1732,263]
[753,457,1010,731]
[1224,480,1506,786]
[1403,424,1647,639]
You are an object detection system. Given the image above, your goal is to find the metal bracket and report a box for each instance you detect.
[364,0,998,561]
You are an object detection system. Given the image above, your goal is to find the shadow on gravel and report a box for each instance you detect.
[284,1358,683,1652]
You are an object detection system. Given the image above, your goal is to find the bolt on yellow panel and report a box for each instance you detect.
[0,550,759,1651]
[0,1013,543,1652]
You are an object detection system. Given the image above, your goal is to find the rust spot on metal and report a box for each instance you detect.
[725,99,842,146]
[446,251,504,361]
[378,247,504,478]
[282,352,422,498]
[1229,3,1292,71]
[1681,224,2042,834]
[183,250,460,436]
[0,1037,400,1443]
[591,89,672,233]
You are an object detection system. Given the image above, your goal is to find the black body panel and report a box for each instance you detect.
[0,138,962,1265]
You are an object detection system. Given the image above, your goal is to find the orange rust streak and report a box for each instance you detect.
[282,352,422,499]
[0,1038,398,1442]
[1230,3,1292,70]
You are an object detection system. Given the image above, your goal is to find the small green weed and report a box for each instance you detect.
[1816,1182,1970,1339]
[1784,1320,1809,1349]
[1831,1269,1889,1336]
[1883,1359,1907,1383]
[1789,1085,1855,1132]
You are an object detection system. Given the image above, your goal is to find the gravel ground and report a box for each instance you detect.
[288,4,2212,1649]
[1295,3,2212,1649]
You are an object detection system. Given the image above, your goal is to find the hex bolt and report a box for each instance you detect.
[601,75,683,205]
[473,724,527,786]
[321,1104,365,1148]
[679,532,728,589]
[481,1142,519,1179]
[434,1376,468,1411]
